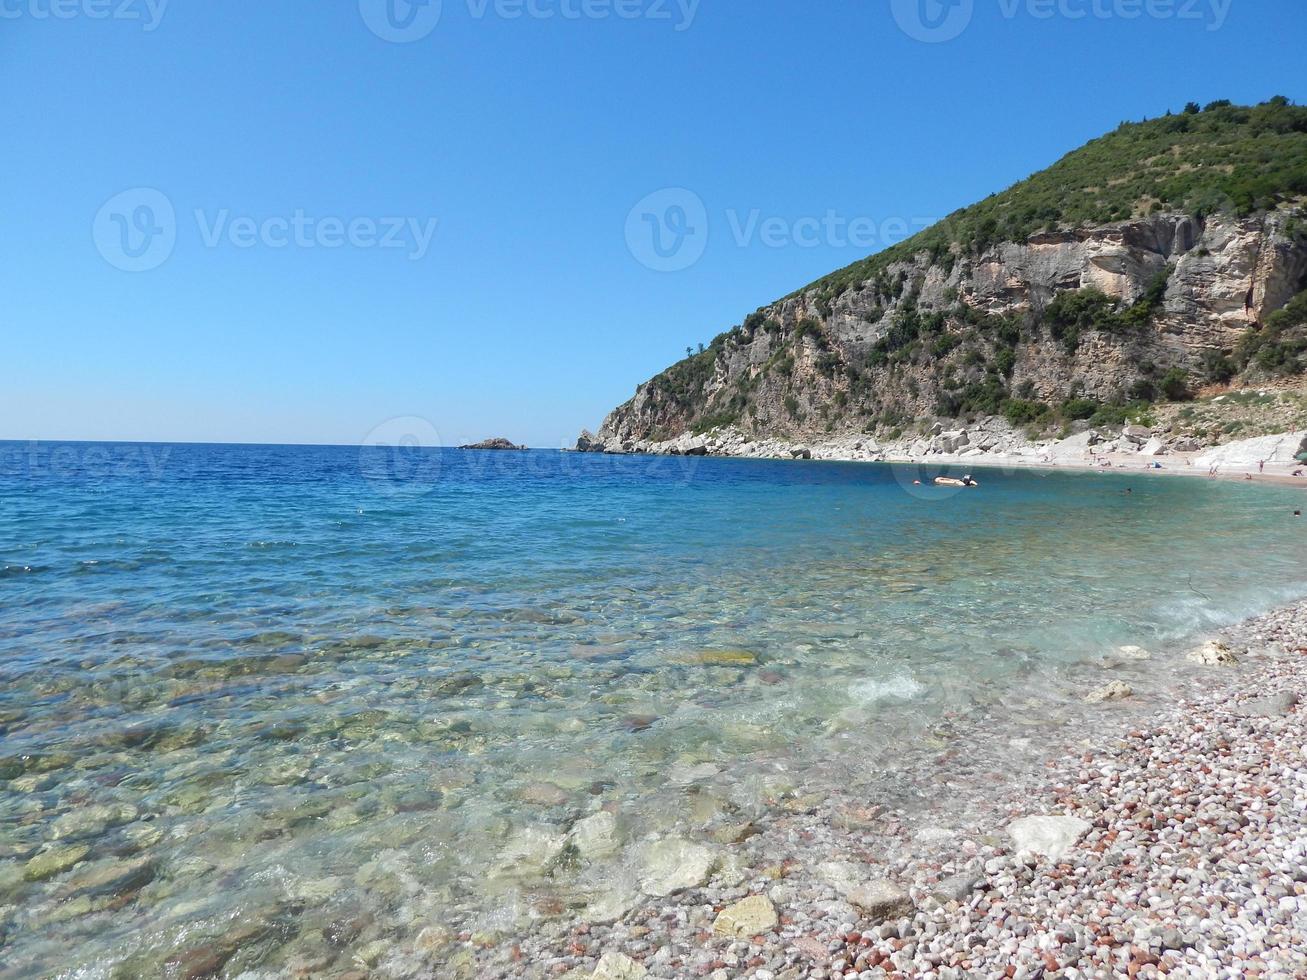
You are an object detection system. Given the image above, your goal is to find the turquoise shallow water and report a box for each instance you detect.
[1,442,1305,975]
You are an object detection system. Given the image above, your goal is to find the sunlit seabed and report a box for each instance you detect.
[0,443,1304,975]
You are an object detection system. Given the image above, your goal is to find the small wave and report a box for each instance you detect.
[849,675,923,702]
[1149,582,1307,644]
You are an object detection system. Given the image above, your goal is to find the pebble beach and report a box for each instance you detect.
[468,602,1307,980]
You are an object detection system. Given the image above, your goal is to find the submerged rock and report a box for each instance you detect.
[1008,814,1090,861]
[414,925,454,953]
[494,827,568,877]
[166,943,236,980]
[710,820,758,845]
[569,810,619,858]
[618,714,659,733]
[582,886,641,925]
[638,838,718,896]
[23,844,91,882]
[712,894,778,937]
[1085,681,1134,704]
[517,781,569,806]
[1115,645,1152,660]
[817,861,912,921]
[69,856,156,897]
[50,802,138,840]
[684,649,759,667]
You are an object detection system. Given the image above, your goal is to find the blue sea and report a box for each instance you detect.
[1,441,1305,976]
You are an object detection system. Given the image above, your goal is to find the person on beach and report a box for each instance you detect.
[1260,459,1266,473]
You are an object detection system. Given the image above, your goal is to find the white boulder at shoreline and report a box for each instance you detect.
[1193,430,1307,470]
[1188,639,1240,666]
[1007,814,1091,862]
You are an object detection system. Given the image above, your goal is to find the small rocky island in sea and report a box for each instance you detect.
[458,437,527,451]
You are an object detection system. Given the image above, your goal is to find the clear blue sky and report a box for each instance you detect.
[2,0,1303,447]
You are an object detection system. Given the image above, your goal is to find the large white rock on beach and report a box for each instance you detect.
[637,838,718,896]
[817,861,912,920]
[1044,429,1096,461]
[1193,430,1307,470]
[1140,437,1168,456]
[1187,640,1239,667]
[712,894,778,937]
[1123,424,1153,444]
[1008,815,1090,861]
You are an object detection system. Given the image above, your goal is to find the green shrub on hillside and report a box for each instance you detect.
[1160,367,1193,401]
[1061,398,1099,421]
[1040,266,1174,353]
[1200,349,1237,383]
[1234,289,1307,376]
[1004,399,1051,426]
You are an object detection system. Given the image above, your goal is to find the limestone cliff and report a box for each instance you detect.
[582,102,1307,454]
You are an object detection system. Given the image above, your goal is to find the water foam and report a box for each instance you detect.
[849,675,924,702]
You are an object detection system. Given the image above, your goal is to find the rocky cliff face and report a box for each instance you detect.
[586,209,1307,453]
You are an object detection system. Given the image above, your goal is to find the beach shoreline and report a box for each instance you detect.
[459,598,1307,979]
[586,433,1307,490]
[875,447,1307,489]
